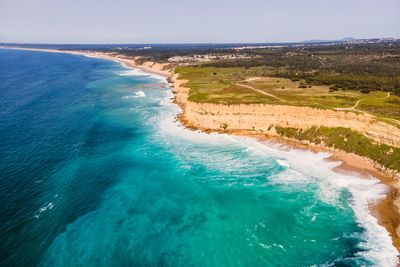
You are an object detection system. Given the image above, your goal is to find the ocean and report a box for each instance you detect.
[0,48,397,266]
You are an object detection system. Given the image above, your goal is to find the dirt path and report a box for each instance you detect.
[335,98,365,111]
[335,92,391,112]
[383,92,391,99]
[334,92,400,126]
[352,99,364,109]
[236,83,286,102]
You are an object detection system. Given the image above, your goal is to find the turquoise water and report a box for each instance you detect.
[0,49,397,266]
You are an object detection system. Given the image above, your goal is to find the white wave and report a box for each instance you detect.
[117,69,149,77]
[276,159,289,167]
[154,90,398,266]
[157,98,234,146]
[229,138,399,266]
[122,95,135,99]
[122,91,146,99]
[34,202,55,218]
[39,202,55,213]
[76,51,168,82]
[116,64,166,82]
[135,91,145,98]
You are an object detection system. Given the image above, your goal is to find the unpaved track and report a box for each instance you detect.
[236,83,286,102]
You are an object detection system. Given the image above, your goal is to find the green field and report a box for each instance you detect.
[175,66,400,125]
[175,66,274,104]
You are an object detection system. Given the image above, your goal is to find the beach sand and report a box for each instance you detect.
[2,46,399,257]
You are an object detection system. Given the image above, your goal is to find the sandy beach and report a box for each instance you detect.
[2,46,399,256]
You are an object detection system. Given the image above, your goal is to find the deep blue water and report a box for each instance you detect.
[0,49,397,266]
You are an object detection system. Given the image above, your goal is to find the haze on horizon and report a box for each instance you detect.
[0,0,399,44]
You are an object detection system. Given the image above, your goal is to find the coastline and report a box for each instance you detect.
[179,117,400,253]
[158,56,400,255]
[173,76,400,257]
[0,46,172,78]
[2,46,399,258]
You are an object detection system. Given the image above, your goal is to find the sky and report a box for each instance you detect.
[0,0,399,44]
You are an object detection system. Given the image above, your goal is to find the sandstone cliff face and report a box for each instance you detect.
[172,74,400,148]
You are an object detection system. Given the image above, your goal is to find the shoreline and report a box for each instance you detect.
[180,116,400,254]
[0,46,172,78]
[2,46,399,258]
[162,56,400,256]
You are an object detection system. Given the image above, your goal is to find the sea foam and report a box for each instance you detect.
[156,89,399,266]
[122,91,146,99]
[116,62,166,82]
[117,69,149,77]
[233,138,398,266]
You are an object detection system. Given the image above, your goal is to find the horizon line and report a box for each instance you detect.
[1,36,399,46]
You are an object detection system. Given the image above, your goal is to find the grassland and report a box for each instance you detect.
[175,66,400,125]
[175,66,276,104]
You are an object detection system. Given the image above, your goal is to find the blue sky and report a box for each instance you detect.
[0,0,399,43]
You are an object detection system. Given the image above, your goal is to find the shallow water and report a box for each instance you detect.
[0,48,397,266]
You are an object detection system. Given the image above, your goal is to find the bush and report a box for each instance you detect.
[220,123,228,130]
[329,86,339,92]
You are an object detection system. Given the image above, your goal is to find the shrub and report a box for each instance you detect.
[220,123,228,130]
[329,86,339,92]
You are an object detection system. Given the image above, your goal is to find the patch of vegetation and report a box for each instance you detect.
[275,126,400,171]
[202,42,400,96]
[220,123,229,130]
